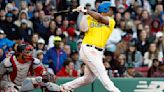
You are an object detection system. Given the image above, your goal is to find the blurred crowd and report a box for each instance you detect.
[0,0,164,78]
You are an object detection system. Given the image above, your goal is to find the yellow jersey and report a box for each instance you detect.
[82,15,115,48]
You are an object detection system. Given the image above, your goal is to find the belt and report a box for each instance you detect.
[86,44,103,51]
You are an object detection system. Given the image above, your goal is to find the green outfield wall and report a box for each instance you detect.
[32,78,164,92]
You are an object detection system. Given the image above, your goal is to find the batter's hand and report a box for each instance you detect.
[76,6,87,13]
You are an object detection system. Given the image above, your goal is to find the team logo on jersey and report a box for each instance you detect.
[90,22,106,28]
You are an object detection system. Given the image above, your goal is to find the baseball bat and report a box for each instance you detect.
[54,8,78,15]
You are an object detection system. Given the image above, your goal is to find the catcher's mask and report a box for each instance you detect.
[17,44,34,62]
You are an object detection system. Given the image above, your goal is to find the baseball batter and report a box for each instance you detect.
[60,1,120,92]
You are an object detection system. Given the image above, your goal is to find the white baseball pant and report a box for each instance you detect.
[61,44,120,92]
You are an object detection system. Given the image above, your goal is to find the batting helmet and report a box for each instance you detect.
[98,1,111,13]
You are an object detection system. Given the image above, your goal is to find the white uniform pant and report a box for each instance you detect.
[0,81,19,92]
[62,44,120,92]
